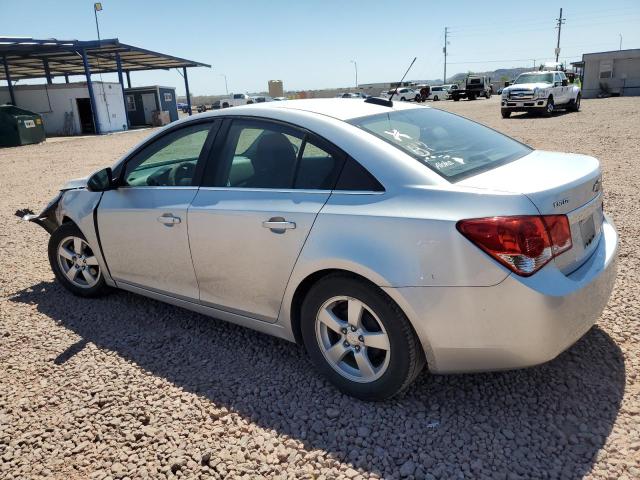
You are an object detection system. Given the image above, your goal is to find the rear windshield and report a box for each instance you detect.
[349,107,531,182]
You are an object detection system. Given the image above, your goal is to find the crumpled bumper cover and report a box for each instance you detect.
[15,191,63,234]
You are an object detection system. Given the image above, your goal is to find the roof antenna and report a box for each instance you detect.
[388,57,417,101]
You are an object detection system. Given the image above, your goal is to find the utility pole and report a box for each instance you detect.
[219,73,228,95]
[350,60,358,89]
[619,34,623,50]
[443,27,449,83]
[555,8,565,63]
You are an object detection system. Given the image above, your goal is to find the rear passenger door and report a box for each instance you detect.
[188,118,345,322]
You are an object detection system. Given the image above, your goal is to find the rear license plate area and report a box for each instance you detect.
[579,214,596,248]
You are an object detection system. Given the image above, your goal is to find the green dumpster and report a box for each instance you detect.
[0,105,46,147]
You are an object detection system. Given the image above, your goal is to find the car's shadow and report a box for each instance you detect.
[10,282,625,479]
[507,110,574,120]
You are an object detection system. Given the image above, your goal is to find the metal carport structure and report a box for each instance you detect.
[0,37,210,133]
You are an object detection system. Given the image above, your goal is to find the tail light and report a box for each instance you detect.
[456,215,572,276]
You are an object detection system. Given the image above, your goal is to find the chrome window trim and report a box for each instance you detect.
[196,186,385,195]
[116,186,199,191]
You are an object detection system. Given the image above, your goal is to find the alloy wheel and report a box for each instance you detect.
[315,296,391,383]
[57,236,101,289]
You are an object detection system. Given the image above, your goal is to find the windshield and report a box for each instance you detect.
[515,73,553,84]
[349,108,531,182]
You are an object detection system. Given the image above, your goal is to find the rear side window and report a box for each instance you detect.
[334,157,384,191]
[207,119,345,190]
[294,137,343,190]
[349,108,531,182]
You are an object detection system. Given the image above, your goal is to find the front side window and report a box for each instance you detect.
[215,120,343,190]
[349,108,531,182]
[123,123,212,187]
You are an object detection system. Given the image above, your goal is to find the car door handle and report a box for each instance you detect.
[262,217,296,231]
[157,213,181,225]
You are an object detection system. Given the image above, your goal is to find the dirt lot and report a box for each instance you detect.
[1,97,639,479]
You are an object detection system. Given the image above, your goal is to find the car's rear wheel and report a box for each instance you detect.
[569,93,581,112]
[48,223,109,297]
[433,95,439,101]
[400,96,406,102]
[501,109,511,118]
[301,274,425,400]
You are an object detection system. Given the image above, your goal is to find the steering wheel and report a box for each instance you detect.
[168,162,195,186]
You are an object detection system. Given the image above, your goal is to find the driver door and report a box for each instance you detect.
[98,120,218,299]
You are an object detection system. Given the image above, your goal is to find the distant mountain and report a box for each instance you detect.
[447,67,531,84]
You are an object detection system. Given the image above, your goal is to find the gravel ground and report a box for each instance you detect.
[1,97,639,479]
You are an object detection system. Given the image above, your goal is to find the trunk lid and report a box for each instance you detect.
[458,150,604,274]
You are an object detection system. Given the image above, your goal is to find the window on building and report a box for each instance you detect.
[126,95,136,111]
[599,60,613,79]
[164,92,173,102]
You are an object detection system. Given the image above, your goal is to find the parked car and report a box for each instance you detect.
[428,86,448,101]
[252,96,273,103]
[222,93,253,108]
[272,97,288,101]
[381,87,420,102]
[500,70,581,118]
[22,98,617,401]
[449,75,492,101]
[443,84,459,93]
[337,92,367,99]
[415,85,431,102]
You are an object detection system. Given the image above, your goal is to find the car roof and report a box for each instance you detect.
[195,98,423,122]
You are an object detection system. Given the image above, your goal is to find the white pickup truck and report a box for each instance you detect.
[500,70,581,118]
[220,93,254,108]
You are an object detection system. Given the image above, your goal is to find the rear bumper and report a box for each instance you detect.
[385,215,618,374]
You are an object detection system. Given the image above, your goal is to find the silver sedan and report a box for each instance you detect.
[23,98,618,400]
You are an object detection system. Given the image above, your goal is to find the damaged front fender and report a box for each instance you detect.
[15,191,64,234]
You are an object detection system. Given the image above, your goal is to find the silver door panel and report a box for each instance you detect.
[98,187,200,299]
[188,188,330,322]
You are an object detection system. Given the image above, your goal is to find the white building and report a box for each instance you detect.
[581,49,640,99]
[0,81,127,136]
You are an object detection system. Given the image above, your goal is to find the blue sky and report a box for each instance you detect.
[2,0,639,96]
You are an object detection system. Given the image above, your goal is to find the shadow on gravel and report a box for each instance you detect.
[506,110,574,120]
[11,282,625,479]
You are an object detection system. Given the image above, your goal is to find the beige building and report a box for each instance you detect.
[580,49,640,98]
[268,80,284,98]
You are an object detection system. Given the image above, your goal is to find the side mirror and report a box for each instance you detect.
[562,79,569,86]
[87,167,115,192]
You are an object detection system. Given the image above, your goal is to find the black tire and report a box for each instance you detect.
[453,96,460,102]
[400,96,406,102]
[468,94,476,100]
[433,95,439,101]
[501,109,511,118]
[414,95,421,102]
[544,96,555,117]
[48,223,109,298]
[301,274,425,401]
[569,93,581,112]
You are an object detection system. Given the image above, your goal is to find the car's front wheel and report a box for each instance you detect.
[48,223,109,297]
[544,96,555,116]
[301,274,425,400]
[501,109,512,118]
